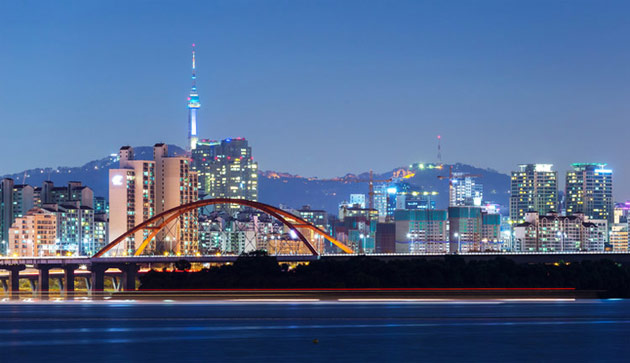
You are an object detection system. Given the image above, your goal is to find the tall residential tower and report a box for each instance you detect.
[565,163,613,223]
[192,138,258,213]
[187,44,200,152]
[509,164,558,223]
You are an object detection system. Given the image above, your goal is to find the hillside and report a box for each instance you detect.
[2,146,510,215]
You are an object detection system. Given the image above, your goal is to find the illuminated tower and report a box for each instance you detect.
[566,163,613,223]
[509,164,558,223]
[187,44,201,152]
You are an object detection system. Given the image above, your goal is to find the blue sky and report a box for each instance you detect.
[1,1,629,197]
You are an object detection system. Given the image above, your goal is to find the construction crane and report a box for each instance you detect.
[437,165,482,206]
[351,170,393,210]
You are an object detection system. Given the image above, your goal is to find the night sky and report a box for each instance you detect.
[1,1,629,198]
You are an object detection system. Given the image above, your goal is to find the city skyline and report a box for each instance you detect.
[3,3,630,358]
[1,1,629,198]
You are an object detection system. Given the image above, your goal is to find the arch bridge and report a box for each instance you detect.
[94,198,354,258]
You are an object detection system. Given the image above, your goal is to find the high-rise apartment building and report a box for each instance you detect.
[35,181,94,208]
[41,201,107,256]
[509,164,558,223]
[395,209,448,253]
[609,223,628,252]
[448,206,501,253]
[192,138,258,212]
[0,179,34,254]
[565,163,613,223]
[109,146,156,254]
[514,212,606,252]
[154,143,199,254]
[9,207,57,257]
[109,144,198,255]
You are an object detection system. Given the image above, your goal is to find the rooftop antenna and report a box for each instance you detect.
[437,135,442,165]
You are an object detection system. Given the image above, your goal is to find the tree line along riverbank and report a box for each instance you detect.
[138,252,630,297]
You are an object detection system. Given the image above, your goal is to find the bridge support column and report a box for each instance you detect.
[90,265,107,292]
[122,263,139,291]
[6,265,26,294]
[64,265,78,293]
[36,266,51,292]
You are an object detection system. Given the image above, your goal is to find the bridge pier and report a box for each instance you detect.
[35,265,51,292]
[5,265,26,294]
[90,265,107,292]
[122,263,139,291]
[64,265,78,292]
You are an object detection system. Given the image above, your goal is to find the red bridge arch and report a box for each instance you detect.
[93,198,354,257]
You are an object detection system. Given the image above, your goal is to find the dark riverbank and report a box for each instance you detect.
[138,253,630,298]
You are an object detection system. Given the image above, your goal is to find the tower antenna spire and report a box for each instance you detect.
[187,43,200,152]
[191,43,196,89]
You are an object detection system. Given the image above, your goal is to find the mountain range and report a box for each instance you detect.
[2,145,511,215]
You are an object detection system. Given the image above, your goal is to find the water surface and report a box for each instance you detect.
[1,300,628,362]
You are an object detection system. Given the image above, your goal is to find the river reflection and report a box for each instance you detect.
[0,299,629,362]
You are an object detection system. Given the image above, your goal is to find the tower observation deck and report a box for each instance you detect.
[187,43,200,151]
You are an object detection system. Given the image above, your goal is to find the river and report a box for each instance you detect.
[1,299,629,362]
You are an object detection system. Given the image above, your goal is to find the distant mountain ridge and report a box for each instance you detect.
[2,145,511,215]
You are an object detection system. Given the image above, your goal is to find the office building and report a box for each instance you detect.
[349,194,366,208]
[450,173,483,207]
[565,163,613,223]
[339,205,378,222]
[509,164,558,223]
[298,205,329,231]
[375,182,437,221]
